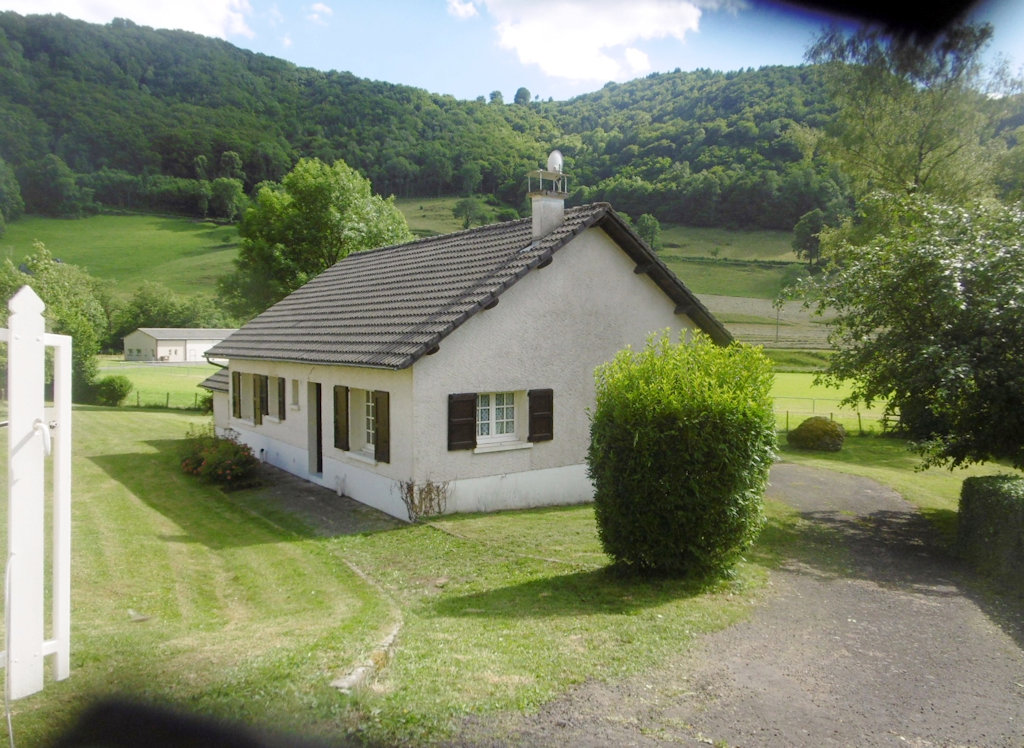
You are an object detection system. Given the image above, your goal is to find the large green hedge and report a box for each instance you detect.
[958,475,1024,594]
[587,331,776,577]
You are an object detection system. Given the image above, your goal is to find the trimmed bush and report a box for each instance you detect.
[958,475,1024,595]
[787,416,845,451]
[93,374,134,406]
[180,425,260,489]
[588,331,776,577]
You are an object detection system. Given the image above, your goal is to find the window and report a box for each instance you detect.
[332,386,389,463]
[448,389,553,451]
[477,392,516,443]
[291,379,300,407]
[364,390,376,447]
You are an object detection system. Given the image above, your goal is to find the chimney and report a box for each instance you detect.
[528,150,569,240]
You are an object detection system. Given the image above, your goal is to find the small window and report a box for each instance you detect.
[364,390,376,447]
[477,392,516,443]
[290,379,300,407]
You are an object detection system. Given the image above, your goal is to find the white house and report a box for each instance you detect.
[204,161,731,520]
[124,328,237,362]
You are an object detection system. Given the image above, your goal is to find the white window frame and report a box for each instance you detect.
[476,391,517,444]
[364,390,376,449]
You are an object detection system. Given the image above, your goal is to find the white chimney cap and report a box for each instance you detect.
[546,150,563,173]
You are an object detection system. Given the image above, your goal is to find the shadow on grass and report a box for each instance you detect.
[431,564,727,619]
[89,439,404,550]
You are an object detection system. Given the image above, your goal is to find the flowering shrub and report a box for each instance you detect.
[180,425,260,489]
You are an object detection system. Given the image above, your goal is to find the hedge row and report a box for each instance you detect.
[957,475,1024,595]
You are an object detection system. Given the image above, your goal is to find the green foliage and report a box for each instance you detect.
[17,154,94,217]
[452,196,491,229]
[218,157,412,318]
[208,177,246,221]
[786,416,845,451]
[180,424,260,488]
[635,213,662,250]
[807,22,1014,202]
[0,155,23,224]
[93,374,134,406]
[0,241,107,400]
[792,208,824,265]
[109,280,234,349]
[588,331,776,577]
[957,475,1024,593]
[814,192,1024,469]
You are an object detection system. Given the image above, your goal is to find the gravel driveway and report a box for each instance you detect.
[454,462,1024,747]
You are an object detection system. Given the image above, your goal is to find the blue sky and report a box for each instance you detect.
[1,0,1021,102]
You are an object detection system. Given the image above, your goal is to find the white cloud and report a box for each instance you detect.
[447,0,479,20]
[306,2,333,25]
[480,0,708,82]
[282,34,292,48]
[1,0,255,39]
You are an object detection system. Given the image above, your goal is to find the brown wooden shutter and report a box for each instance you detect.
[252,375,263,426]
[231,371,241,418]
[528,388,553,442]
[448,393,477,450]
[333,385,349,451]
[259,375,270,416]
[373,390,390,463]
[277,377,286,421]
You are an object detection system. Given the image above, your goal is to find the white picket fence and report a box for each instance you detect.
[1,286,72,701]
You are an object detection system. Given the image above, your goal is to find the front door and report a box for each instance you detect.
[308,382,323,474]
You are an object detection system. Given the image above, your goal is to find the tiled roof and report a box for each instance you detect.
[206,202,730,369]
[199,367,229,392]
[134,328,238,340]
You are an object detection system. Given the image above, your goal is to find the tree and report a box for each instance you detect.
[635,213,662,250]
[792,208,825,266]
[514,87,531,105]
[813,192,1024,469]
[110,281,234,350]
[209,177,246,221]
[806,22,1013,203]
[0,156,24,227]
[0,242,107,401]
[452,196,491,229]
[17,154,93,217]
[218,157,411,318]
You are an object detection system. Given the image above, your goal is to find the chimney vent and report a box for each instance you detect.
[528,151,569,240]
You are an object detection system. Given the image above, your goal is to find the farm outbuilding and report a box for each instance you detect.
[124,328,237,362]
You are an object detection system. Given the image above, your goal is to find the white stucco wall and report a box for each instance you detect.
[220,224,703,519]
[123,330,156,361]
[223,359,415,519]
[409,224,696,510]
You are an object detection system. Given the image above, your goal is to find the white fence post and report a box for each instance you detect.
[3,286,72,700]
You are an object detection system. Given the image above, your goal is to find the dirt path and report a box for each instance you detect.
[453,462,1024,747]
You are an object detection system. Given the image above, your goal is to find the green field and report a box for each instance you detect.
[0,215,240,297]
[97,356,222,408]
[660,224,794,261]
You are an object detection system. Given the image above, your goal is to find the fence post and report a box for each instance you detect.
[5,287,73,699]
[7,288,46,699]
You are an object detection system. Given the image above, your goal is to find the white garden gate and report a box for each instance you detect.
[2,286,71,701]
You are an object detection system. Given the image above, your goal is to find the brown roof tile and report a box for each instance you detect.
[207,202,730,369]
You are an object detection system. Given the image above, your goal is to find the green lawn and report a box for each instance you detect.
[1,402,1007,744]
[660,225,794,262]
[97,356,222,409]
[0,215,239,298]
[4,408,393,744]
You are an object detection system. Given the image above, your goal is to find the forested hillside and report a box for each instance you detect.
[0,11,1014,233]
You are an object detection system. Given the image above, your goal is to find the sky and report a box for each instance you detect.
[0,0,1021,102]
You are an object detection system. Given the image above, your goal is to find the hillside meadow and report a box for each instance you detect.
[0,207,804,304]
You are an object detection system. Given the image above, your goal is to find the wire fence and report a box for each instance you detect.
[125,389,209,410]
[775,397,892,435]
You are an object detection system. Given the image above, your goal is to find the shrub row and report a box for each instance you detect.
[958,475,1024,595]
[180,425,261,489]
